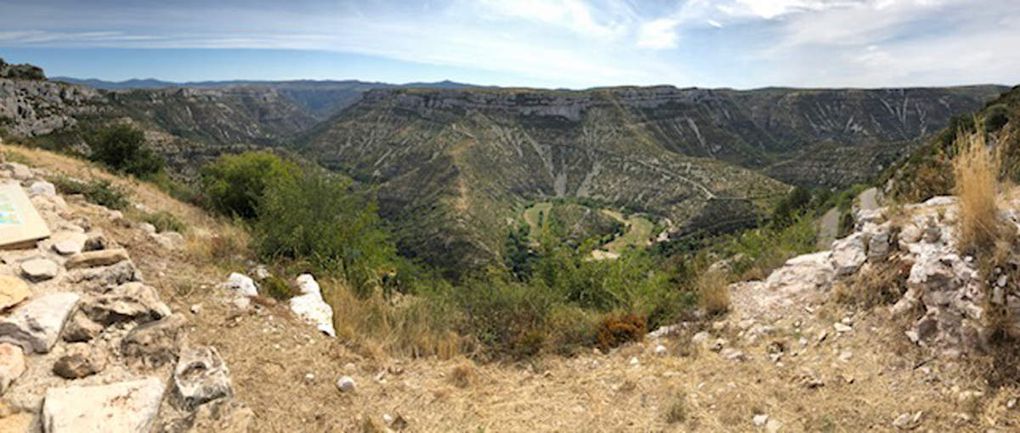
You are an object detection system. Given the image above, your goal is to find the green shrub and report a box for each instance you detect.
[50,176,129,210]
[254,171,397,296]
[985,104,1010,133]
[88,125,163,178]
[200,151,299,219]
[260,275,297,300]
[142,211,187,233]
[452,277,556,358]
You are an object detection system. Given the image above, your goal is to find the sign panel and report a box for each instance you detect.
[0,182,51,248]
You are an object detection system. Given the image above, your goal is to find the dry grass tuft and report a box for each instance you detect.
[954,131,1004,252]
[833,258,911,308]
[449,361,477,388]
[696,269,730,316]
[663,392,688,424]
[595,313,646,351]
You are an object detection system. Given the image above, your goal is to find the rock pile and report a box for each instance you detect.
[0,163,251,432]
[732,195,1004,357]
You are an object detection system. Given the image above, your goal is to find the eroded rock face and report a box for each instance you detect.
[0,292,80,354]
[173,346,233,409]
[42,377,166,433]
[831,232,867,276]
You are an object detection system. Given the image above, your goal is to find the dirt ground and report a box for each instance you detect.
[10,145,1020,433]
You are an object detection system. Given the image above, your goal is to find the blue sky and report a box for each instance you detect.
[1,0,1018,89]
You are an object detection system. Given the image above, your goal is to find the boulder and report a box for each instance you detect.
[20,257,59,281]
[831,232,867,276]
[80,282,171,325]
[0,342,25,393]
[5,163,32,180]
[52,343,106,379]
[28,180,56,197]
[140,223,157,235]
[42,377,166,433]
[173,346,233,409]
[222,273,257,298]
[61,311,104,342]
[65,248,130,269]
[764,251,835,293]
[0,275,30,311]
[290,274,336,337]
[0,292,79,353]
[121,314,186,368]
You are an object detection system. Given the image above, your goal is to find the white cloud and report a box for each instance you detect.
[636,18,681,49]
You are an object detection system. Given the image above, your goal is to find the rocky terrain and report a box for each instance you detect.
[2,140,1020,432]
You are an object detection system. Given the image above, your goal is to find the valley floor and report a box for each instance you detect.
[5,145,1020,433]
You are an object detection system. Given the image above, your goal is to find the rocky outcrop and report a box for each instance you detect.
[0,161,250,432]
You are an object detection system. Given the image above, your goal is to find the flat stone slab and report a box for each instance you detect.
[0,292,80,354]
[43,377,166,433]
[20,257,59,281]
[51,232,88,256]
[65,248,129,269]
[0,275,30,311]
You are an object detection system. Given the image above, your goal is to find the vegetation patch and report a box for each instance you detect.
[50,175,129,210]
[141,210,187,233]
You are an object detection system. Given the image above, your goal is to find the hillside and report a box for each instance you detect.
[3,142,1020,432]
[301,85,1002,273]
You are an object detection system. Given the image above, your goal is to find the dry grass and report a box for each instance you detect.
[663,392,688,424]
[448,361,477,388]
[696,269,731,315]
[833,258,911,308]
[321,277,464,359]
[954,131,1003,252]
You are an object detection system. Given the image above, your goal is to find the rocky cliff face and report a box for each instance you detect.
[0,79,102,137]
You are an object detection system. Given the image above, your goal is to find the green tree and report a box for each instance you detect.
[88,125,163,178]
[254,171,397,295]
[200,151,299,219]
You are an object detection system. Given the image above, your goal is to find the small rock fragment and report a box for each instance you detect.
[52,344,106,379]
[173,346,233,409]
[0,292,80,353]
[42,378,166,433]
[336,376,356,393]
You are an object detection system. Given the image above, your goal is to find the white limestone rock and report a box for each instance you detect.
[290,274,336,337]
[0,292,79,354]
[831,232,867,276]
[222,273,258,298]
[43,377,166,433]
[174,346,233,409]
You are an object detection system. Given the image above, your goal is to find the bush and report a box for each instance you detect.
[771,186,812,229]
[453,277,555,358]
[142,211,187,233]
[985,104,1010,133]
[595,313,646,351]
[88,125,163,178]
[50,176,129,210]
[200,151,299,219]
[260,275,297,301]
[254,171,397,295]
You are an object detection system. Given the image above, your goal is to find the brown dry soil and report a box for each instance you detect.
[8,144,1020,433]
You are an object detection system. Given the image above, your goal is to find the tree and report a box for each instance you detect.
[200,151,299,219]
[254,171,397,295]
[88,125,162,177]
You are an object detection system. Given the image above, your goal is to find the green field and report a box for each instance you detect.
[522,203,654,256]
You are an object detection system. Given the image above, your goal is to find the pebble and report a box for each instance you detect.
[833,323,853,333]
[753,414,769,426]
[336,376,356,393]
[654,345,667,356]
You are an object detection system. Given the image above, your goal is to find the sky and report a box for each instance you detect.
[0,0,1018,89]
